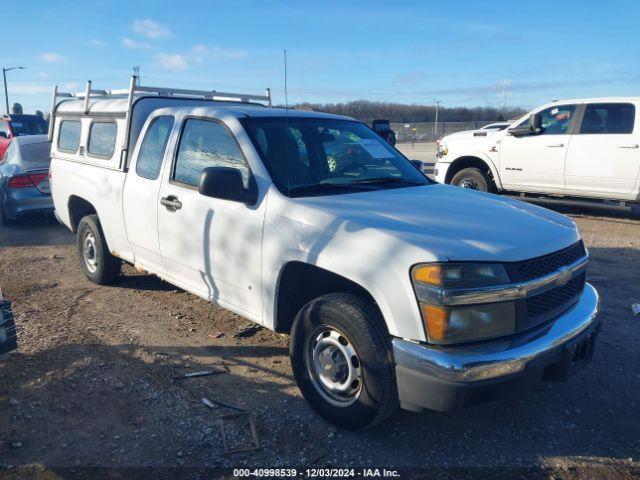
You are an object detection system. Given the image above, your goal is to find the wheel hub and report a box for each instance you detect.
[83,232,98,273]
[306,327,363,407]
[459,177,479,190]
[318,347,348,383]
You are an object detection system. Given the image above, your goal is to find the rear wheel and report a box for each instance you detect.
[451,167,492,192]
[77,214,121,284]
[290,293,398,430]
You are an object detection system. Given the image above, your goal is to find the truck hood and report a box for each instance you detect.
[441,128,502,143]
[292,184,580,262]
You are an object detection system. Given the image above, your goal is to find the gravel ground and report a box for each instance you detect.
[0,205,639,479]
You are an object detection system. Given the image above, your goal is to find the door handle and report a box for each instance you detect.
[546,143,565,147]
[160,195,182,211]
[617,144,639,149]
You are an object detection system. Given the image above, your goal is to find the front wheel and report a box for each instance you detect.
[451,167,492,192]
[77,214,121,284]
[290,293,398,430]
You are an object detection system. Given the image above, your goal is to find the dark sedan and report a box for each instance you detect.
[0,134,53,225]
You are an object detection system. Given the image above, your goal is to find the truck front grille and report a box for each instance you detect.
[513,241,586,282]
[526,272,586,320]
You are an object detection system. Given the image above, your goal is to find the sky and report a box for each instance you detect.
[3,0,640,114]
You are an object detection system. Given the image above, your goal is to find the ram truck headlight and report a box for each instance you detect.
[437,143,449,156]
[411,263,516,345]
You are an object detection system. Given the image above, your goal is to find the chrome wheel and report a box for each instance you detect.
[459,177,480,190]
[305,326,363,407]
[327,155,337,173]
[83,232,98,273]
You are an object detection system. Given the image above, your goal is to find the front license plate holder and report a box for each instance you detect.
[543,324,599,381]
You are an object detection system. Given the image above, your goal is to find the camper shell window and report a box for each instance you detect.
[88,122,117,158]
[58,120,81,153]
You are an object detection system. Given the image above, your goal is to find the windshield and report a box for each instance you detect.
[10,115,48,136]
[242,117,429,197]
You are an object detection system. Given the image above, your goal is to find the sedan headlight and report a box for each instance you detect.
[411,263,516,345]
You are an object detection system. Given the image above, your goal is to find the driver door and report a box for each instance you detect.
[499,104,578,192]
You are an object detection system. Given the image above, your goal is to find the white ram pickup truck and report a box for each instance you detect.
[49,79,600,429]
[435,98,640,209]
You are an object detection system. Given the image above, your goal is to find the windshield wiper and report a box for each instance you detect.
[348,177,426,186]
[287,182,377,197]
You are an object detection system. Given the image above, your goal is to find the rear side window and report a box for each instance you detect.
[88,122,117,157]
[173,119,248,187]
[136,116,174,180]
[580,103,635,134]
[58,120,81,152]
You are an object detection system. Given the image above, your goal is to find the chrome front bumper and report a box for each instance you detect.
[393,283,600,412]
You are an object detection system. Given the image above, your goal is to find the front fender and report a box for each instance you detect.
[261,205,429,342]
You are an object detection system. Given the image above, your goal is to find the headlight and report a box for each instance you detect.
[411,263,515,344]
[437,143,448,156]
[412,263,509,288]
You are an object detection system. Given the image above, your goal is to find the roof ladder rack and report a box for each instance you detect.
[48,76,272,143]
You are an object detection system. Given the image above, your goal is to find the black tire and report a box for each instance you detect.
[0,200,13,226]
[290,293,398,430]
[451,167,492,192]
[77,214,121,284]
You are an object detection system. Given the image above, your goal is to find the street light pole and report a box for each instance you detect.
[2,66,25,114]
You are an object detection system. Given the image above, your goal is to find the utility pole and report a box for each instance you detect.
[502,79,511,115]
[133,66,141,85]
[2,66,25,114]
[433,99,441,140]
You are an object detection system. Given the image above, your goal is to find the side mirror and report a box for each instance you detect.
[529,113,542,132]
[509,113,543,137]
[410,159,423,171]
[198,166,257,205]
[0,132,8,139]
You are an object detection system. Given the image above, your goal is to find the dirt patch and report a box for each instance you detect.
[0,211,639,477]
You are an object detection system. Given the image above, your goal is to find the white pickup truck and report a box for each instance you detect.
[435,98,640,209]
[49,79,600,429]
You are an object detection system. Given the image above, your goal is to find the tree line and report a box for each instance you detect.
[293,100,527,124]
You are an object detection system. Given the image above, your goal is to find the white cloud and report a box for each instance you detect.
[90,39,106,47]
[40,53,66,63]
[63,82,80,90]
[191,44,247,62]
[156,53,188,71]
[37,72,49,79]
[133,18,172,39]
[122,37,151,50]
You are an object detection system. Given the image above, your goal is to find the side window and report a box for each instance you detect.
[580,103,635,134]
[136,116,175,180]
[88,122,117,157]
[173,119,249,187]
[537,105,577,135]
[58,120,81,152]
[0,121,10,138]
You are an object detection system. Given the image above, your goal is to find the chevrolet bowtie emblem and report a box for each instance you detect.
[556,266,573,286]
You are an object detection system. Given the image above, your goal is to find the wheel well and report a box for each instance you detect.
[68,196,97,233]
[445,156,494,185]
[275,262,380,334]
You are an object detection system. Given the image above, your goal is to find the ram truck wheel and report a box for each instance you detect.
[290,293,398,430]
[451,167,493,192]
[77,214,121,285]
